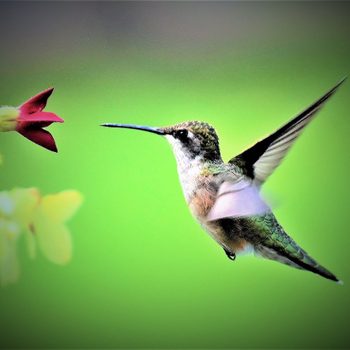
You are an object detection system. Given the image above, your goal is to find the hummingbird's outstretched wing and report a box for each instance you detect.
[229,78,346,184]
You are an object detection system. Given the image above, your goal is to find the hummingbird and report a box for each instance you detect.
[102,79,345,283]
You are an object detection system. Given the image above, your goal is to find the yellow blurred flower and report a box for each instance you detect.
[0,188,83,286]
[33,191,83,265]
[0,191,22,286]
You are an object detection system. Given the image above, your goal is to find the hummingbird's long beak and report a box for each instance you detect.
[101,123,165,135]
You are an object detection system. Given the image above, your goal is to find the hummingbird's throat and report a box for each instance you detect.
[166,135,205,201]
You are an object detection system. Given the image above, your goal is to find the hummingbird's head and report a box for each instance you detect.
[161,121,221,162]
[101,120,222,163]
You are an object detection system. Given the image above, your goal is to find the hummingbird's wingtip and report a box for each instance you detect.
[329,76,347,93]
[336,279,344,286]
[338,76,347,85]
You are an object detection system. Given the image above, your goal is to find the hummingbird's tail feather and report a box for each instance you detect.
[251,213,341,282]
[256,244,340,283]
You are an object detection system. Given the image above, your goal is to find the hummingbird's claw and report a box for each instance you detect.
[224,249,236,261]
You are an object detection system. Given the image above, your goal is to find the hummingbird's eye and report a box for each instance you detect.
[174,129,189,143]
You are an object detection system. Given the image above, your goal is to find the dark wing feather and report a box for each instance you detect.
[229,78,346,183]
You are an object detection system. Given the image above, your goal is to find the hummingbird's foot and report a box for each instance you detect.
[224,249,236,261]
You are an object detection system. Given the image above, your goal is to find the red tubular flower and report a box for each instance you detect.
[15,88,64,152]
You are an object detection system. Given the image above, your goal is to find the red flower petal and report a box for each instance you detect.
[19,88,54,114]
[17,111,64,123]
[17,127,58,152]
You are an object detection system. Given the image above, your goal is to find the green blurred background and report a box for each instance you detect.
[0,1,349,348]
